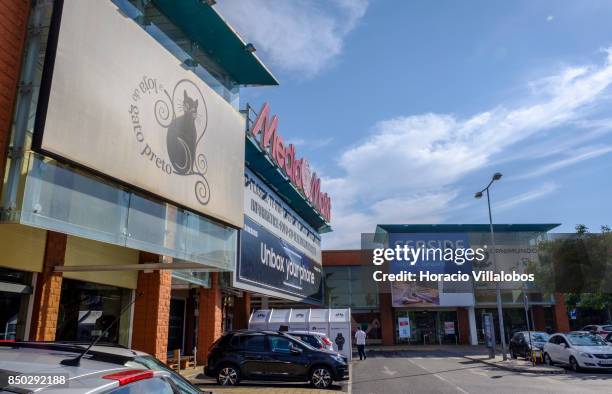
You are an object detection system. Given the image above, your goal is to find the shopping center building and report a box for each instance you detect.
[0,0,329,364]
[323,224,571,346]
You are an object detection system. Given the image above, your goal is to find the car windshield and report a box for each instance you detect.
[527,332,549,342]
[567,334,607,346]
[602,325,612,331]
[128,356,202,393]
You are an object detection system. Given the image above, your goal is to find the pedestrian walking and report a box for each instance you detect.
[355,327,367,360]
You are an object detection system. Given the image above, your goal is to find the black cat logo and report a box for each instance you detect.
[155,79,210,205]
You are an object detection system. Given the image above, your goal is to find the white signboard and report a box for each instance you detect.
[398,317,411,338]
[35,0,245,227]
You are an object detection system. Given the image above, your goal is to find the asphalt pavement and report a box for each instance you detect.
[351,349,612,394]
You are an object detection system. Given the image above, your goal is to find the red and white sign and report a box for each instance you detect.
[250,102,332,223]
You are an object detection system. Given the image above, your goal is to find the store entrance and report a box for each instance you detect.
[395,310,459,345]
[0,268,33,341]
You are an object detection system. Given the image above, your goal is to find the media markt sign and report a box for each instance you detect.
[33,0,244,227]
[249,103,332,223]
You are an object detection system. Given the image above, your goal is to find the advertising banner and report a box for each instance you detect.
[444,321,455,335]
[244,169,321,262]
[398,317,411,338]
[236,216,323,303]
[389,233,474,307]
[34,0,244,227]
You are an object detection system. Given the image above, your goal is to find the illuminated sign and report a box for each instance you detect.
[250,103,331,222]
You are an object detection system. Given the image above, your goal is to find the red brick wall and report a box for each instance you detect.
[0,0,29,194]
[29,231,66,341]
[532,306,546,331]
[233,291,251,330]
[457,308,469,345]
[379,292,394,345]
[197,272,222,365]
[132,252,172,362]
[553,293,571,332]
[322,250,370,266]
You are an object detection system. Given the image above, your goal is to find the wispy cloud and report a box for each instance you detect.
[513,145,612,180]
[215,0,368,77]
[495,183,559,211]
[323,49,612,248]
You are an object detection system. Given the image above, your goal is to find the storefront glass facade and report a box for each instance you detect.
[0,268,33,341]
[56,278,132,347]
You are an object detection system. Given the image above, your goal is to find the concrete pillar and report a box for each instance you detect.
[131,252,172,363]
[197,272,222,365]
[29,231,66,341]
[379,292,394,346]
[553,293,570,332]
[468,306,478,345]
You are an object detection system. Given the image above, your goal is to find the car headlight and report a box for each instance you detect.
[331,355,346,364]
[579,352,593,358]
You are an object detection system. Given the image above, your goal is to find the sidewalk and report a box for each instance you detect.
[461,354,565,374]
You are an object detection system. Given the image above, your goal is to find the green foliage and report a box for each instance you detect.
[528,224,612,311]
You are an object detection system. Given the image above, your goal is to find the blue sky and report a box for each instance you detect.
[217,0,612,248]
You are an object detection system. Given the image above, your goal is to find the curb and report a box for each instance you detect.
[463,355,565,374]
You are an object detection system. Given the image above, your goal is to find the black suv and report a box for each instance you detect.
[204,330,349,389]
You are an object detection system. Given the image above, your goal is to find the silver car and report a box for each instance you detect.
[0,342,201,393]
[287,331,335,351]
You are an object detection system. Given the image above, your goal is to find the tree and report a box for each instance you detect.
[528,224,612,322]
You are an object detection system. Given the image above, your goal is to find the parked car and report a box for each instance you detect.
[509,331,550,359]
[606,332,612,344]
[0,342,184,393]
[580,324,612,338]
[543,332,612,372]
[0,341,202,393]
[204,330,349,389]
[288,331,335,351]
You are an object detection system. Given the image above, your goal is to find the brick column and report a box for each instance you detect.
[29,231,66,341]
[233,291,251,330]
[457,307,469,345]
[197,272,222,365]
[532,306,546,331]
[0,0,29,195]
[379,292,395,346]
[132,252,172,363]
[553,293,570,332]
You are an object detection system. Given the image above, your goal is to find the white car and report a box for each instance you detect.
[288,331,335,351]
[543,332,612,371]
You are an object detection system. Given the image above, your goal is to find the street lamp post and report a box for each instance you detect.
[475,172,507,360]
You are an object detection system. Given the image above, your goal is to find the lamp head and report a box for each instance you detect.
[492,172,503,181]
[474,191,483,199]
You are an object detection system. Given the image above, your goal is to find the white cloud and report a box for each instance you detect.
[322,49,612,249]
[215,0,368,77]
[495,183,559,211]
[513,145,612,180]
[547,15,554,22]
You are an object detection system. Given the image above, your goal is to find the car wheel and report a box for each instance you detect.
[311,366,333,389]
[544,353,554,366]
[217,365,240,386]
[510,348,517,359]
[569,356,581,372]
